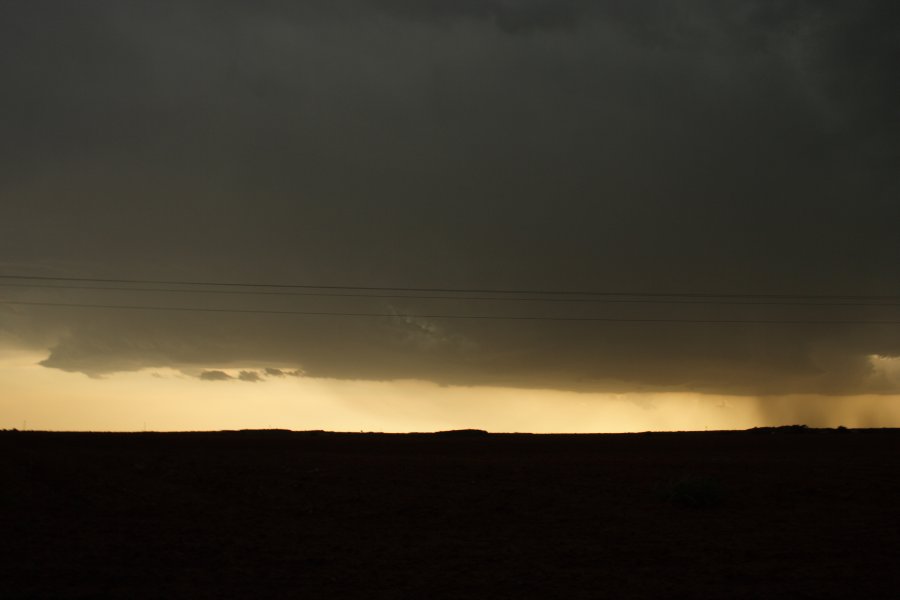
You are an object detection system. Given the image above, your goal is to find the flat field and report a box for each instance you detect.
[2,429,898,598]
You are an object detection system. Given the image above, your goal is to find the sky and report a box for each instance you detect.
[1,1,899,431]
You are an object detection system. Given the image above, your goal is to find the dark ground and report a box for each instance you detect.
[1,428,899,599]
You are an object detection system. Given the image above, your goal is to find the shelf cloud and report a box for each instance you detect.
[1,0,898,396]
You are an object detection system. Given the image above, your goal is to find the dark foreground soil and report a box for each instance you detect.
[1,428,899,599]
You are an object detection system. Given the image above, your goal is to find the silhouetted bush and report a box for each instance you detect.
[434,429,490,437]
[747,425,810,435]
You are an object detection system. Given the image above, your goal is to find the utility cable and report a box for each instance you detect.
[2,282,900,307]
[3,300,900,325]
[2,274,900,301]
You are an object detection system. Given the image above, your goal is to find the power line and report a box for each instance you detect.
[3,281,900,307]
[3,300,900,325]
[2,273,899,301]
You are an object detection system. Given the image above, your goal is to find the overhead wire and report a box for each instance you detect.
[2,281,900,307]
[2,274,899,325]
[2,300,900,325]
[3,273,900,301]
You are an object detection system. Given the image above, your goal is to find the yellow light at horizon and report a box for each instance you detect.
[1,349,899,433]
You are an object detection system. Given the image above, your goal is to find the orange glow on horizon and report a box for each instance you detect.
[2,349,900,433]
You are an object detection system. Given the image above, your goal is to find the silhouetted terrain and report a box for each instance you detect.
[2,429,899,598]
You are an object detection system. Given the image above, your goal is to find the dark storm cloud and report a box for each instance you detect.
[374,0,588,33]
[264,368,302,377]
[1,1,899,395]
[238,370,262,383]
[199,370,232,382]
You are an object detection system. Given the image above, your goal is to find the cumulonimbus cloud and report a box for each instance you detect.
[1,0,898,396]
